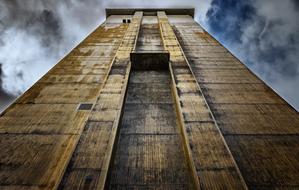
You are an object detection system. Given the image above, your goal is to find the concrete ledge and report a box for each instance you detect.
[106,8,195,18]
[130,51,170,71]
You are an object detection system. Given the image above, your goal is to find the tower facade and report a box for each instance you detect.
[0,9,298,189]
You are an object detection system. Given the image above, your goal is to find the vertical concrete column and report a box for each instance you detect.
[0,16,130,190]
[158,11,248,189]
[58,12,143,190]
[92,11,143,189]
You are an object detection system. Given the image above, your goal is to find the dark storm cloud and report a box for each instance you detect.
[0,0,107,97]
[207,1,255,43]
[207,0,299,76]
[293,0,299,9]
[0,0,110,112]
[0,63,16,111]
[205,0,299,110]
[0,2,62,46]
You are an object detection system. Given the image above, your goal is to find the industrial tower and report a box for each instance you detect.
[0,9,298,190]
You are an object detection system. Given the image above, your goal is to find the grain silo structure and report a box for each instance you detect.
[0,8,298,190]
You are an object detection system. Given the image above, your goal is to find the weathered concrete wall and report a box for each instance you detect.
[0,9,298,190]
[172,15,299,189]
[159,12,247,189]
[107,70,194,189]
[59,12,142,190]
[106,16,194,189]
[0,14,131,189]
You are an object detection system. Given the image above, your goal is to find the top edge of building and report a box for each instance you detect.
[106,8,195,18]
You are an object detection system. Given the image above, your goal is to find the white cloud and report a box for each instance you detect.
[242,1,299,110]
[0,28,56,94]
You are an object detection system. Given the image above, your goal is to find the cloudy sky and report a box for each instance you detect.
[0,0,298,112]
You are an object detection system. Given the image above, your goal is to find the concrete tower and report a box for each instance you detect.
[0,9,298,190]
